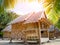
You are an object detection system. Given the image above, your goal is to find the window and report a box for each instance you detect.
[41,31,44,34]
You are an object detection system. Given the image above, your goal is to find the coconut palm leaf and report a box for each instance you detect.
[43,0,60,29]
[2,0,17,9]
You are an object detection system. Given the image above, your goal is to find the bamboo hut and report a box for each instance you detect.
[7,11,55,43]
[2,25,11,39]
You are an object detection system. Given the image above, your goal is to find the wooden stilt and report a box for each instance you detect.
[47,29,50,42]
[9,32,12,43]
[23,31,28,45]
[9,38,12,43]
[38,21,41,45]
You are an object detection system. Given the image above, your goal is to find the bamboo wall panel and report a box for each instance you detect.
[3,31,11,38]
[11,23,26,39]
[24,23,39,40]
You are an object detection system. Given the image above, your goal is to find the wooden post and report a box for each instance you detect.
[9,32,12,43]
[22,30,28,45]
[24,32,28,45]
[47,29,50,42]
[10,38,12,43]
[38,21,41,45]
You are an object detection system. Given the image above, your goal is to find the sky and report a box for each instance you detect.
[10,0,44,15]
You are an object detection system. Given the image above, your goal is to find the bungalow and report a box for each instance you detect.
[7,11,55,44]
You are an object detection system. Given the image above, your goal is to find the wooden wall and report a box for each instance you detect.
[3,31,11,38]
[11,22,26,40]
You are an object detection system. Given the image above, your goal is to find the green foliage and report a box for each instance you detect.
[0,0,18,31]
[43,0,60,29]
[0,12,18,31]
[2,0,17,9]
[0,0,2,5]
[54,0,60,11]
[47,9,59,24]
[55,18,60,29]
[0,32,3,35]
[0,31,3,38]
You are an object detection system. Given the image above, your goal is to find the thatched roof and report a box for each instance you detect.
[8,12,34,24]
[2,25,11,32]
[24,11,46,24]
[8,11,48,24]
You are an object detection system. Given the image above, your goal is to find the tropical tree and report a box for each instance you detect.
[43,0,60,29]
[0,0,18,37]
[0,0,18,30]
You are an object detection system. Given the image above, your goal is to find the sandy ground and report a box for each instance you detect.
[0,38,60,45]
[42,38,60,45]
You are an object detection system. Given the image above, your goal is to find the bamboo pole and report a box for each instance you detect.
[38,21,41,45]
[23,24,28,45]
[9,31,12,43]
[46,26,50,40]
